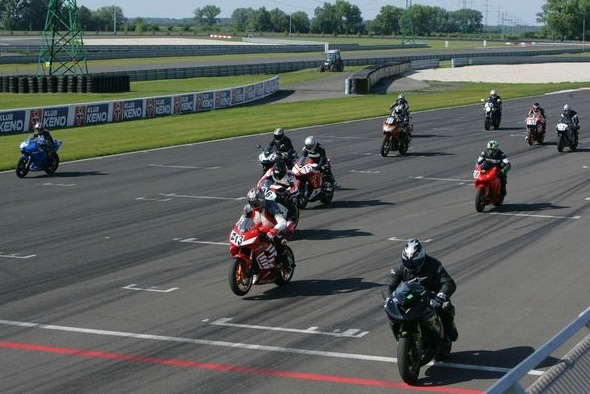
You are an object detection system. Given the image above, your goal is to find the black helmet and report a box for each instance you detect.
[533,102,540,110]
[401,239,426,272]
[272,160,287,182]
[393,105,403,116]
[247,187,266,211]
[273,127,285,141]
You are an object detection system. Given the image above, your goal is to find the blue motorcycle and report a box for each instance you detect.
[15,138,62,178]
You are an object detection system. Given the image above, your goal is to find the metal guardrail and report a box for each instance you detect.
[485,306,590,394]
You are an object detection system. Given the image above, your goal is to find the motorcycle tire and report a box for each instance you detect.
[229,258,253,296]
[380,138,391,157]
[298,184,309,209]
[557,135,565,152]
[527,129,534,146]
[45,153,60,175]
[434,341,452,361]
[320,190,334,204]
[398,136,409,155]
[475,188,486,212]
[275,247,295,286]
[484,118,491,131]
[15,157,29,178]
[397,335,421,385]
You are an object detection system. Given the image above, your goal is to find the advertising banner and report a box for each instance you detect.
[0,110,27,134]
[215,89,232,109]
[174,94,196,115]
[196,91,215,112]
[73,103,110,126]
[146,97,173,118]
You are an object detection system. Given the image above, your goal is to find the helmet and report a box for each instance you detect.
[271,160,287,182]
[487,140,499,151]
[33,121,43,135]
[490,90,497,97]
[393,105,403,115]
[533,102,540,110]
[401,239,426,272]
[563,104,572,112]
[247,187,266,211]
[273,127,284,140]
[304,135,317,152]
[397,93,405,100]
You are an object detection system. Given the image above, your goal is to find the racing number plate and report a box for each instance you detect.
[230,231,244,246]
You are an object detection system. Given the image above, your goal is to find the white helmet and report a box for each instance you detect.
[563,103,572,112]
[33,121,43,134]
[304,135,317,152]
[273,127,284,140]
[490,90,497,97]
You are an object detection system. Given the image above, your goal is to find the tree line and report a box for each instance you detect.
[0,0,587,41]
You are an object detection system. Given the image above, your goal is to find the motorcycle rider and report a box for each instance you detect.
[527,102,547,135]
[389,93,410,128]
[301,135,336,189]
[268,127,296,167]
[477,140,511,197]
[259,160,299,222]
[387,239,459,351]
[487,90,502,108]
[240,187,294,269]
[30,121,55,157]
[560,104,580,137]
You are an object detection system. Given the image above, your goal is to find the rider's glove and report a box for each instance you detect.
[267,228,279,241]
[430,292,447,308]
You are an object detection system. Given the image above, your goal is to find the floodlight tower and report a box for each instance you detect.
[37,0,88,76]
[402,0,414,45]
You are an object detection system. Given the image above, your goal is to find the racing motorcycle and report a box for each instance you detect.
[525,112,546,145]
[256,175,300,228]
[291,156,334,209]
[383,277,450,385]
[556,116,578,152]
[380,114,412,156]
[228,217,295,296]
[16,138,62,178]
[482,98,501,130]
[257,146,297,173]
[473,160,503,212]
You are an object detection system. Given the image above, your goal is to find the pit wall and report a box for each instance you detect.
[0,76,279,135]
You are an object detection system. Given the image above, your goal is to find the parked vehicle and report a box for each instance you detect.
[228,217,295,296]
[319,49,344,72]
[383,277,451,385]
[380,114,412,156]
[473,160,504,212]
[16,138,62,178]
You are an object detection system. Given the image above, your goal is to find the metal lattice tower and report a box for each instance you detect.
[402,0,414,45]
[37,0,88,76]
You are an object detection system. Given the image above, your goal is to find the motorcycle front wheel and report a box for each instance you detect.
[275,247,295,286]
[475,188,486,212]
[15,157,29,178]
[229,258,253,296]
[397,335,421,385]
[380,137,391,157]
[484,117,491,131]
[557,135,565,152]
[527,129,534,146]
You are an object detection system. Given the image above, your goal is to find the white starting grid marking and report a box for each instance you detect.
[176,237,229,246]
[160,193,245,201]
[40,182,76,187]
[0,318,544,376]
[0,252,36,259]
[388,237,432,243]
[488,212,581,220]
[413,175,471,183]
[149,164,220,170]
[122,284,179,293]
[350,170,381,174]
[210,318,369,339]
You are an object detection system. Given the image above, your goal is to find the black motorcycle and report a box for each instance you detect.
[556,116,579,152]
[257,145,297,173]
[482,98,502,130]
[383,278,451,385]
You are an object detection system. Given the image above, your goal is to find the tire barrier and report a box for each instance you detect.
[0,74,130,94]
[346,61,412,94]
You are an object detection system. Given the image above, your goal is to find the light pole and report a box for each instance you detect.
[113,5,117,35]
[289,13,292,37]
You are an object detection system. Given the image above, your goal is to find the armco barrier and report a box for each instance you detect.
[346,61,412,94]
[0,76,279,135]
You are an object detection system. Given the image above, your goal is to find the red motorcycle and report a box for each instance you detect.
[525,112,546,145]
[473,161,504,212]
[228,217,295,296]
[291,156,334,209]
[380,115,411,156]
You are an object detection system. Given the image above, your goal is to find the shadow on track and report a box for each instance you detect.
[489,202,569,213]
[244,277,383,300]
[292,228,373,240]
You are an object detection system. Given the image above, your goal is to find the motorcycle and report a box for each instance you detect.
[482,98,502,130]
[257,146,297,174]
[473,160,504,212]
[16,138,62,178]
[228,217,296,296]
[525,112,546,145]
[556,116,578,152]
[291,156,334,209]
[257,174,300,228]
[380,114,412,156]
[383,277,450,385]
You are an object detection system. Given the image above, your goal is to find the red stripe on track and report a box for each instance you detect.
[0,341,481,394]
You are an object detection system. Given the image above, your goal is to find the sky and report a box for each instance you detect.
[77,0,545,26]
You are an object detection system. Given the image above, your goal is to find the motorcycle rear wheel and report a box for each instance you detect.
[475,188,486,212]
[45,153,60,174]
[15,157,29,178]
[298,184,309,209]
[275,247,295,286]
[397,336,421,385]
[380,138,391,157]
[229,258,253,296]
[398,136,409,155]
